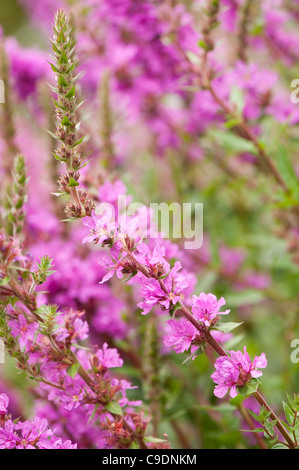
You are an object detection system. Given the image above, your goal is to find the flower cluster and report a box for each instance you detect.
[0,394,76,449]
[211,348,268,399]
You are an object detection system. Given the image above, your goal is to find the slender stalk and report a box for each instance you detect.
[121,246,297,449]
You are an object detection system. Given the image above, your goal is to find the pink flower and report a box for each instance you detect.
[8,315,39,352]
[0,394,9,415]
[136,242,170,278]
[137,262,188,315]
[98,253,128,284]
[82,209,117,245]
[164,318,200,354]
[15,417,52,449]
[191,293,230,327]
[211,347,267,399]
[0,421,18,449]
[96,343,124,369]
[60,376,85,412]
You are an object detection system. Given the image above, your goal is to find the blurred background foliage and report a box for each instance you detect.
[0,0,45,47]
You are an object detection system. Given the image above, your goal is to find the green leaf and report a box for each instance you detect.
[258,406,271,421]
[66,63,75,74]
[195,403,237,413]
[61,115,72,127]
[68,177,79,187]
[144,436,167,444]
[181,346,202,364]
[58,51,68,64]
[248,409,260,422]
[130,442,139,449]
[0,276,10,286]
[48,62,60,74]
[198,39,209,51]
[65,86,76,99]
[105,401,123,416]
[240,427,264,433]
[225,117,242,128]
[51,98,66,111]
[283,401,294,425]
[46,130,60,140]
[214,322,243,333]
[229,86,245,116]
[88,404,100,424]
[70,136,86,148]
[275,145,299,198]
[53,153,66,162]
[209,129,257,155]
[58,75,69,87]
[238,378,260,397]
[67,362,80,378]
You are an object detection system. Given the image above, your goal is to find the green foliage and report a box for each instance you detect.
[214,322,243,333]
[245,396,299,449]
[32,256,55,285]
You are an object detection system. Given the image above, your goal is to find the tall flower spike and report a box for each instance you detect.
[6,155,28,238]
[50,9,95,218]
[0,39,19,167]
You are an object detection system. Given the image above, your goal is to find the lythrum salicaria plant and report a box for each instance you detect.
[0,1,299,450]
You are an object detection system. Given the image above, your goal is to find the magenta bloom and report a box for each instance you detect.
[0,394,9,415]
[8,315,39,352]
[164,318,199,354]
[14,418,52,449]
[191,293,230,327]
[137,261,188,315]
[0,421,18,449]
[96,343,124,369]
[82,209,117,245]
[211,347,267,399]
